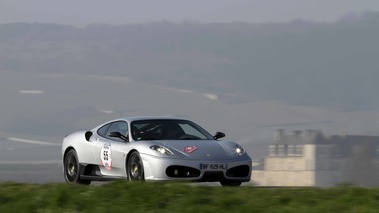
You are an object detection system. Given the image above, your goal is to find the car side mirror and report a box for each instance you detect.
[109,131,129,142]
[213,132,225,140]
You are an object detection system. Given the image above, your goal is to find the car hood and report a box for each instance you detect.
[158,140,231,160]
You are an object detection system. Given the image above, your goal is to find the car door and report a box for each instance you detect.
[93,121,129,177]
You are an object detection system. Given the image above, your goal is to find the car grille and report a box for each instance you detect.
[166,166,201,178]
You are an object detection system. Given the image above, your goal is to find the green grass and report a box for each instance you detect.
[1,181,379,213]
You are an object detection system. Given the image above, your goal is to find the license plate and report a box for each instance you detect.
[200,163,226,170]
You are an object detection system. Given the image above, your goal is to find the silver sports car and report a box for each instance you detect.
[62,116,251,186]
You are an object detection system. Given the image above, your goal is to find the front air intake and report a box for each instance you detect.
[166,166,201,178]
[226,165,250,177]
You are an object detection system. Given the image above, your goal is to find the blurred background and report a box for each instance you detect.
[1,0,379,183]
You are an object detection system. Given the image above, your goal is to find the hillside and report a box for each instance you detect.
[2,14,379,184]
[1,13,379,110]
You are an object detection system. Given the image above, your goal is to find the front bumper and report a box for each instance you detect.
[140,153,251,182]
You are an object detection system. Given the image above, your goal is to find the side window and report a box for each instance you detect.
[105,121,128,142]
[97,123,111,137]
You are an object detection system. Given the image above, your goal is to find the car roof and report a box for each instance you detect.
[92,116,191,131]
[114,116,188,123]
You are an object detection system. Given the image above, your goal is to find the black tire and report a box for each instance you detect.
[64,149,91,185]
[127,151,145,181]
[220,180,242,187]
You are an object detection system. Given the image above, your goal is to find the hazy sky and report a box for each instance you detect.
[1,0,379,26]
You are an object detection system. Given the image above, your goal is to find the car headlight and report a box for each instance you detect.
[235,145,246,156]
[150,145,174,156]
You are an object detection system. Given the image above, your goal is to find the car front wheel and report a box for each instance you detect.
[127,151,144,181]
[64,149,91,185]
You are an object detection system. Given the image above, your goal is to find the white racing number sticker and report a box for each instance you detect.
[200,163,227,171]
[100,143,112,170]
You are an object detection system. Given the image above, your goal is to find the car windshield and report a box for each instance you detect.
[131,119,214,141]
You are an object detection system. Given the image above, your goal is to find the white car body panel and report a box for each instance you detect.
[62,116,252,184]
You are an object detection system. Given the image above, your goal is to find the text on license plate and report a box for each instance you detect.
[200,163,226,170]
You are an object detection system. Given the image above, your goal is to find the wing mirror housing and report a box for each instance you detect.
[109,131,129,142]
[213,132,225,140]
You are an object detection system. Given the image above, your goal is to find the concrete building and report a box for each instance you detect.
[252,129,379,187]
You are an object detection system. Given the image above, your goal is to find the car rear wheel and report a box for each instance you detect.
[127,151,144,181]
[64,149,91,185]
[220,180,242,187]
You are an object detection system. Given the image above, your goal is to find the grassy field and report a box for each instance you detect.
[1,181,379,213]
